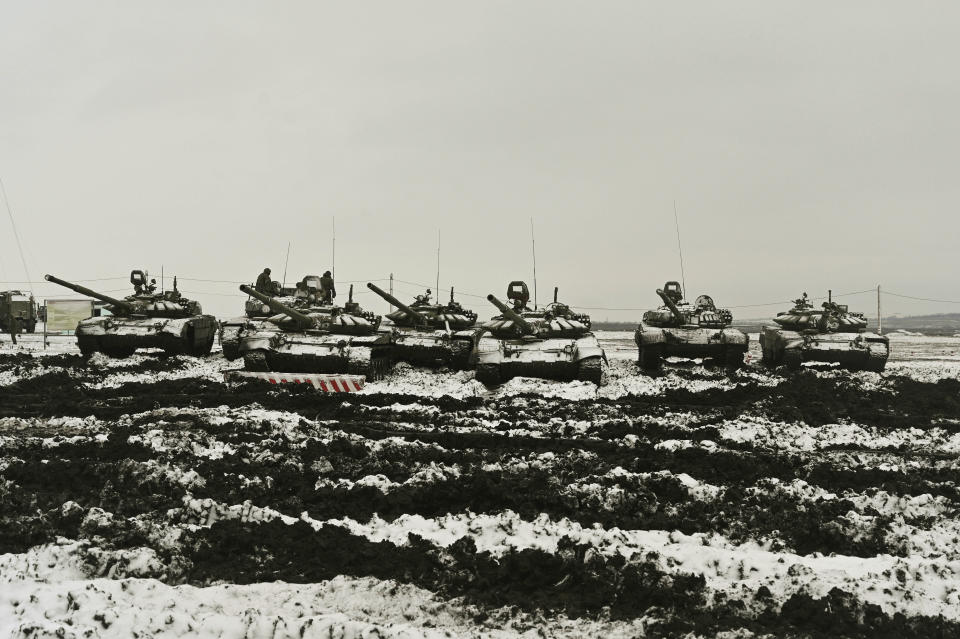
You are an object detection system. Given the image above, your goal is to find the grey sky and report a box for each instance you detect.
[1,1,958,321]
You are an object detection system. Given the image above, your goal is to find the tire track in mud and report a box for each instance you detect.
[3,405,958,561]
[4,359,960,429]
[4,352,960,637]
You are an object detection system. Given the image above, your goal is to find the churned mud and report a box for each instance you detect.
[2,342,960,638]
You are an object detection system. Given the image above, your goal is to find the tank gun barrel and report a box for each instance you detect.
[656,288,686,323]
[240,284,315,328]
[366,283,426,325]
[44,274,134,311]
[487,294,535,334]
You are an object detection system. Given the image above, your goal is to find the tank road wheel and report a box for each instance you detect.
[782,349,802,371]
[476,364,502,387]
[638,345,663,372]
[245,351,269,372]
[577,358,603,385]
[724,347,746,372]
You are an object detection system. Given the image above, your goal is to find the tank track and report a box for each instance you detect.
[242,347,392,381]
[638,345,663,372]
[782,350,803,371]
[576,358,603,385]
[475,364,502,387]
[724,346,747,372]
[861,344,888,373]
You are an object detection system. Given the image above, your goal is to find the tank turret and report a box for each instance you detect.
[656,288,686,324]
[367,283,428,326]
[487,294,535,335]
[240,285,316,328]
[760,290,887,371]
[773,291,869,333]
[45,275,135,313]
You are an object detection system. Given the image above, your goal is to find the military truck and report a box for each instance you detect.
[760,292,889,372]
[475,281,605,385]
[44,271,217,357]
[635,281,748,372]
[367,283,481,368]
[0,290,38,334]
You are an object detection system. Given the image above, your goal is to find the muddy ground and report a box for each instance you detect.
[1,335,959,638]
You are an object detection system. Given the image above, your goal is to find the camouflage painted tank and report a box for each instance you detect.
[475,281,606,385]
[237,284,392,380]
[635,281,748,371]
[220,274,324,360]
[44,271,217,357]
[367,283,482,369]
[760,292,888,371]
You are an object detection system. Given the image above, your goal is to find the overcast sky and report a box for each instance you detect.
[1,1,958,321]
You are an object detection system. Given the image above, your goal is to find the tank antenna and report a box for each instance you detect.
[673,200,687,298]
[282,241,291,289]
[0,176,33,296]
[331,218,336,281]
[530,217,538,309]
[435,228,440,295]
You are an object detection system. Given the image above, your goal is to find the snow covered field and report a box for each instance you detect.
[1,331,959,637]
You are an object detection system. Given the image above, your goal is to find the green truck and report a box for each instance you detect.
[0,290,38,334]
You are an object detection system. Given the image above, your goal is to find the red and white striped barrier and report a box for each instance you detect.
[224,370,365,392]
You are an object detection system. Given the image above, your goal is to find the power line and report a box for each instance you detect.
[884,290,960,304]
[0,177,34,295]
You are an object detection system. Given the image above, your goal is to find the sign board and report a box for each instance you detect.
[45,299,93,333]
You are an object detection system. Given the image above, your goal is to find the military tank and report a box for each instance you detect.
[475,281,605,385]
[220,275,324,361]
[635,281,748,372]
[367,283,481,368]
[760,292,889,372]
[44,271,217,357]
[237,284,392,380]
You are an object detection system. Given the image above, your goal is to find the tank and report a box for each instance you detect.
[236,284,392,380]
[0,290,38,334]
[44,271,217,357]
[367,283,482,368]
[220,275,325,361]
[634,281,749,372]
[759,292,889,372]
[474,281,606,385]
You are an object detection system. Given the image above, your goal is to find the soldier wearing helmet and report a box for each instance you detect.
[319,271,336,304]
[255,268,274,296]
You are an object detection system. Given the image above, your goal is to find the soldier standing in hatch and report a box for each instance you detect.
[319,271,336,304]
[255,268,274,296]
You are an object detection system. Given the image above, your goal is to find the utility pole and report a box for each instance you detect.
[877,285,883,334]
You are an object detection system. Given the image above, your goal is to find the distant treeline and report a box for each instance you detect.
[594,313,960,336]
